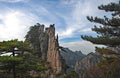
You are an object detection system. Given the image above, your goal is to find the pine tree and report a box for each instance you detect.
[0,39,32,77]
[81,2,120,49]
[82,1,120,78]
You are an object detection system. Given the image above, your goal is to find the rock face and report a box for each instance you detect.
[59,47,85,72]
[46,25,64,73]
[38,25,48,60]
[75,52,102,78]
[26,24,65,74]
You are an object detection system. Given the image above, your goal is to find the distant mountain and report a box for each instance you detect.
[59,47,85,71]
[75,52,103,78]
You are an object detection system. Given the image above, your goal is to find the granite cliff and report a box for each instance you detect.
[26,24,65,76]
[46,25,65,73]
[75,52,103,78]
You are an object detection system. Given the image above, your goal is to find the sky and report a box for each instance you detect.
[0,0,118,54]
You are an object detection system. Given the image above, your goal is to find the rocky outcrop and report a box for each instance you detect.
[59,47,85,72]
[26,24,65,74]
[46,25,65,73]
[75,52,103,78]
[38,25,48,60]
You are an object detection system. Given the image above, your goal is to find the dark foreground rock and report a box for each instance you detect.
[75,52,103,78]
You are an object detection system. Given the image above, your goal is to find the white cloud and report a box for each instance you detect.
[56,0,95,39]
[57,0,118,39]
[80,28,91,33]
[58,28,75,39]
[60,40,105,54]
[0,0,28,3]
[0,10,39,41]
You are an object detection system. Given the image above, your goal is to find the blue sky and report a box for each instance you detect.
[0,0,118,54]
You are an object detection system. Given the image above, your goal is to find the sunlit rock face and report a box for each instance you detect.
[75,52,103,78]
[46,25,65,73]
[26,24,65,74]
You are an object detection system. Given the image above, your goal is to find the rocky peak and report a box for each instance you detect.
[46,24,64,73]
[75,52,103,78]
[26,24,65,74]
[75,51,84,56]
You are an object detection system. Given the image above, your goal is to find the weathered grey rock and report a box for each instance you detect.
[75,52,102,78]
[38,25,48,60]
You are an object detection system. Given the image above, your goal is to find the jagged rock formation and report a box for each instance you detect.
[46,25,65,73]
[59,47,85,72]
[26,24,65,74]
[75,52,103,78]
